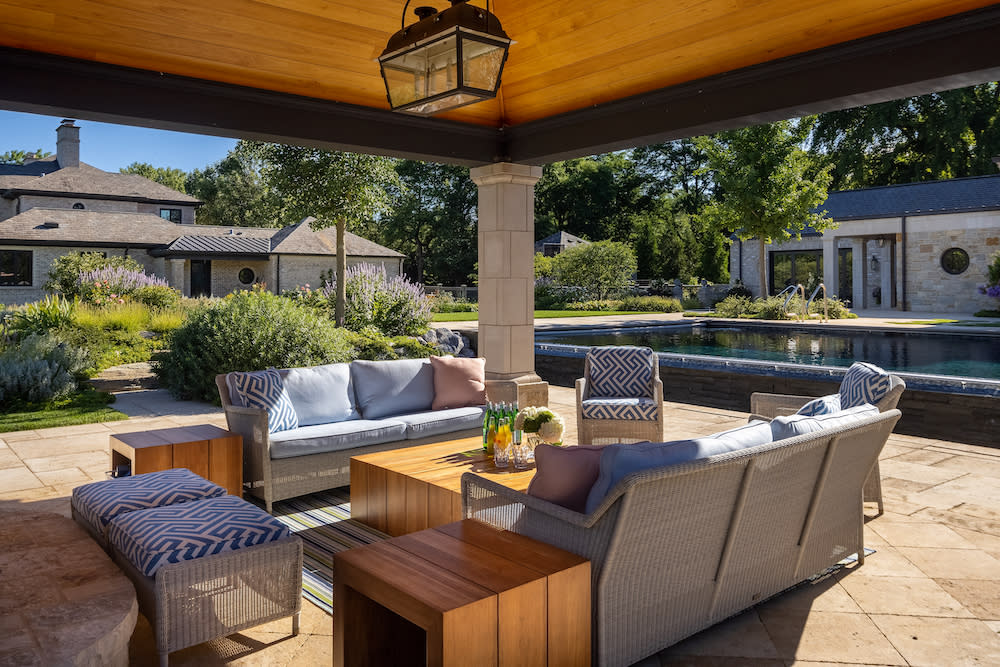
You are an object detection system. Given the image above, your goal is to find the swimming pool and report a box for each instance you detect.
[537,322,1000,381]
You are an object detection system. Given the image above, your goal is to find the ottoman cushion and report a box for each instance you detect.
[72,468,226,534]
[108,495,291,577]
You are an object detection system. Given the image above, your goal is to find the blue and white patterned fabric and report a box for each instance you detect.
[581,397,659,421]
[108,495,291,577]
[796,393,842,416]
[230,368,299,433]
[839,362,892,409]
[71,468,226,534]
[586,346,655,399]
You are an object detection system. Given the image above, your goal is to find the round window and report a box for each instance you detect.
[940,248,969,275]
[238,268,255,285]
[72,202,85,209]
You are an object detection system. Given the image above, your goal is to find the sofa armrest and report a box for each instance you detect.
[462,472,605,529]
[749,392,816,418]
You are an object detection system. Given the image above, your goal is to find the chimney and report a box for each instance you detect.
[56,119,80,168]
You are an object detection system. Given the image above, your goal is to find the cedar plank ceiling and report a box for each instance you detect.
[0,0,997,128]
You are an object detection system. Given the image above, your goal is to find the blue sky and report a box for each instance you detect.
[1,110,237,173]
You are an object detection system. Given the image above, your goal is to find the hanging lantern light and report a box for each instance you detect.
[379,0,511,115]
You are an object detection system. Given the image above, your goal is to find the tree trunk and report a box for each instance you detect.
[335,219,346,327]
[758,237,768,297]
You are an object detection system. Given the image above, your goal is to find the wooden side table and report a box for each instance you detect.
[334,519,591,667]
[109,424,243,496]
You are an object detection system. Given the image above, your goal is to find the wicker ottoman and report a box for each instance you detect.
[107,495,303,667]
[71,468,226,551]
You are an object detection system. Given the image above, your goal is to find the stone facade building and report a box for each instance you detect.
[0,120,403,304]
[729,172,1000,313]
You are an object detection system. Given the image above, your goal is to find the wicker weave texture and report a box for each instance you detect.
[463,410,901,667]
[575,355,665,445]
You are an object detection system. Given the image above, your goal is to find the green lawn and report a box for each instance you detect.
[432,310,646,322]
[0,390,128,433]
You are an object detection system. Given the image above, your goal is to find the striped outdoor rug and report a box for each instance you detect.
[267,488,388,614]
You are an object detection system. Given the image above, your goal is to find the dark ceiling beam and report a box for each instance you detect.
[505,4,1000,164]
[0,46,501,166]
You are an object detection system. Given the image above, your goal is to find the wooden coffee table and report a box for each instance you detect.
[334,519,591,666]
[350,436,537,537]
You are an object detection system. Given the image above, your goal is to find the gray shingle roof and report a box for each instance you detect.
[161,235,271,255]
[0,163,201,205]
[534,231,589,253]
[821,173,1000,221]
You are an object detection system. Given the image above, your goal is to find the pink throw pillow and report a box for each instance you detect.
[430,356,487,410]
[527,444,607,513]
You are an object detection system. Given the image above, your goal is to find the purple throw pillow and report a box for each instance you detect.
[527,444,607,513]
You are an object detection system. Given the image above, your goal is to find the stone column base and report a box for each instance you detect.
[486,373,549,408]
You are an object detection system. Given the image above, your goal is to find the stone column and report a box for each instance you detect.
[880,240,893,310]
[166,259,187,297]
[470,163,548,407]
[851,238,865,309]
[822,236,839,300]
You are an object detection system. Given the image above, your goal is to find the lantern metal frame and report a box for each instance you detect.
[378,0,512,115]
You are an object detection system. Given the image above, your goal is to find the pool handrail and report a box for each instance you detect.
[781,284,807,321]
[807,283,829,323]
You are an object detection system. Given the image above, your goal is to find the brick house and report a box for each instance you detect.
[729,172,1000,313]
[0,120,403,304]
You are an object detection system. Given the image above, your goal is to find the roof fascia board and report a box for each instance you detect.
[505,5,1000,164]
[0,239,159,249]
[2,189,200,206]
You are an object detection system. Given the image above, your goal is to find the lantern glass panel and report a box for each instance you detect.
[407,92,482,115]
[462,37,506,91]
[382,34,460,108]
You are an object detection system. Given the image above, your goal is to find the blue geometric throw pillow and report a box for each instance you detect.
[231,368,299,433]
[839,362,892,409]
[796,393,841,416]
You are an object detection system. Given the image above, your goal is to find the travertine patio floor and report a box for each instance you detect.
[2,384,999,665]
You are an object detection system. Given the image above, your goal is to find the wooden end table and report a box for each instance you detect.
[109,424,243,496]
[334,519,591,667]
[350,436,537,537]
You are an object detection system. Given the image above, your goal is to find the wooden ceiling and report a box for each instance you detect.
[1,1,1000,164]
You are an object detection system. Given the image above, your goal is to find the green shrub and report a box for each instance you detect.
[430,292,478,313]
[749,295,794,320]
[44,252,144,298]
[618,295,683,313]
[345,328,437,361]
[155,289,354,402]
[148,310,186,333]
[551,241,637,300]
[134,285,182,310]
[974,309,1000,318]
[9,295,75,335]
[809,296,854,319]
[713,295,753,318]
[681,296,703,310]
[0,333,89,406]
[565,300,624,311]
[343,264,432,336]
[726,282,753,299]
[534,278,577,309]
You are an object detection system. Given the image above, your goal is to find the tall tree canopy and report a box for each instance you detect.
[120,162,188,193]
[0,149,52,164]
[186,143,282,227]
[697,118,833,296]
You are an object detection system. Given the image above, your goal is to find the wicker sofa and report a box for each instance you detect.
[463,408,901,667]
[217,357,486,512]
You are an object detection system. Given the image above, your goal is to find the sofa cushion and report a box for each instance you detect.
[229,369,299,433]
[580,397,659,421]
[283,363,359,426]
[430,356,487,410]
[840,362,893,409]
[586,346,655,398]
[351,358,435,419]
[108,495,290,577]
[796,393,842,416]
[584,420,774,514]
[771,403,879,440]
[71,468,226,534]
[267,419,407,459]
[527,444,606,513]
[393,407,485,440]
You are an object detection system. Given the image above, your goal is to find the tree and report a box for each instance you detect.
[185,143,283,227]
[0,149,52,164]
[628,197,698,281]
[632,139,713,216]
[120,162,188,193]
[378,160,477,285]
[552,241,637,300]
[246,143,398,326]
[697,119,833,296]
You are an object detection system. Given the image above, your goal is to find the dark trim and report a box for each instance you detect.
[1,189,200,207]
[0,239,159,250]
[0,6,998,165]
[830,205,1000,222]
[150,251,271,259]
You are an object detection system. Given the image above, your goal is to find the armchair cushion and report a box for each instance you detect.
[840,362,893,409]
[351,358,435,419]
[229,368,298,433]
[581,397,659,421]
[527,444,606,513]
[586,346,655,398]
[796,393,842,416]
[283,363,359,426]
[771,403,879,440]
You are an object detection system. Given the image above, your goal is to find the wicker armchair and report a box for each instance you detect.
[750,369,905,515]
[576,346,664,445]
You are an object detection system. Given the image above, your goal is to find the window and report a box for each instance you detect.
[0,250,32,286]
[238,268,255,285]
[159,208,182,223]
[769,250,823,295]
[941,247,969,275]
[72,202,85,210]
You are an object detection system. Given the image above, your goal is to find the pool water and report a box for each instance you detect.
[539,324,1000,380]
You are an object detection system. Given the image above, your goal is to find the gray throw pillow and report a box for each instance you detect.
[283,363,359,426]
[770,403,879,440]
[350,358,435,419]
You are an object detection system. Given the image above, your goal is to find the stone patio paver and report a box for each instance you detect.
[871,615,1000,667]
